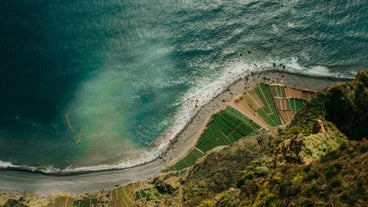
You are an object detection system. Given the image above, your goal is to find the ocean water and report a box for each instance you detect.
[0,0,367,172]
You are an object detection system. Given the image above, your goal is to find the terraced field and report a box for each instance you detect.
[254,85,282,126]
[270,84,286,98]
[72,198,98,207]
[47,197,74,207]
[165,106,261,172]
[289,98,305,114]
[166,84,315,172]
[110,182,141,207]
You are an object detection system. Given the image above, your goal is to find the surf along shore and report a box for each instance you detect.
[0,68,353,195]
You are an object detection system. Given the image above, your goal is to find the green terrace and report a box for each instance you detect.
[270,84,286,98]
[164,106,261,172]
[164,84,315,173]
[46,196,101,207]
[254,85,282,126]
[47,197,74,207]
[110,183,139,207]
[289,98,305,114]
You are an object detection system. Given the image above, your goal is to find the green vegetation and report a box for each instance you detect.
[165,106,260,171]
[324,71,368,140]
[270,85,286,98]
[284,95,326,139]
[165,148,203,172]
[138,129,368,207]
[72,198,97,207]
[135,190,147,200]
[289,98,305,114]
[46,197,74,207]
[255,85,281,126]
[110,183,137,207]
[284,70,368,141]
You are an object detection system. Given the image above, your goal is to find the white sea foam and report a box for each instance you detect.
[275,57,352,78]
[61,148,162,173]
[0,148,163,174]
[0,161,38,172]
[0,161,18,168]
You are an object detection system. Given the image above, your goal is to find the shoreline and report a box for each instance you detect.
[0,68,353,195]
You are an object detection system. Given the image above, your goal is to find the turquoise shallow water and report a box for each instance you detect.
[0,0,367,172]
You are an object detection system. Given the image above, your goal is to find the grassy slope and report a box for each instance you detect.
[135,129,367,206]
[165,106,261,172]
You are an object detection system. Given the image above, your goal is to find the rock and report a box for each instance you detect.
[312,119,327,134]
[277,123,347,165]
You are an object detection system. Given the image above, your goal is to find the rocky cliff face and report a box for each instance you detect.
[324,70,368,140]
[277,119,346,165]
[277,70,368,166]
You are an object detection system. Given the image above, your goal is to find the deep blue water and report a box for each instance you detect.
[0,0,367,171]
